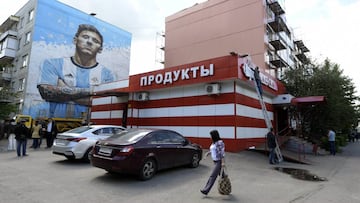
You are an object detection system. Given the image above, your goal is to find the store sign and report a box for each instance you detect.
[241,60,278,91]
[140,64,214,86]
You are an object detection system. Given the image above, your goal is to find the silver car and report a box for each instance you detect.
[52,125,125,161]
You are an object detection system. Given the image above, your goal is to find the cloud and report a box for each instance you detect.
[286,0,360,95]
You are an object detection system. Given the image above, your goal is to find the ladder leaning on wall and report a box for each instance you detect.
[252,72,283,163]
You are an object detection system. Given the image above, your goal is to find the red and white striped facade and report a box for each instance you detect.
[90,55,287,152]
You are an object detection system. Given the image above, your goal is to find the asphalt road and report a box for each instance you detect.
[0,139,359,203]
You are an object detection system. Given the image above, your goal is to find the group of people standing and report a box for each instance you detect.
[4,118,58,157]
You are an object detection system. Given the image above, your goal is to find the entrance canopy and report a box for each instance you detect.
[291,96,326,106]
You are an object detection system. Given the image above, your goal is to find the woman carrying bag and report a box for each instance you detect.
[200,129,226,195]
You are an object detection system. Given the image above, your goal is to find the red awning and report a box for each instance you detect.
[291,96,326,106]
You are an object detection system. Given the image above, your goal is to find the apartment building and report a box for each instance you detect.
[164,0,309,79]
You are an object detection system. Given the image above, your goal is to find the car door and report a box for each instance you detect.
[148,131,177,169]
[166,131,190,166]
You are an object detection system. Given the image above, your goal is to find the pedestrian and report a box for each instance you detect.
[7,119,17,151]
[200,129,225,195]
[45,118,57,148]
[38,119,46,147]
[328,128,336,155]
[267,127,277,164]
[14,120,29,157]
[31,120,42,149]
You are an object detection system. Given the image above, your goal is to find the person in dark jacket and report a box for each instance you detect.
[45,118,57,148]
[14,120,30,157]
[267,128,277,164]
[253,66,263,97]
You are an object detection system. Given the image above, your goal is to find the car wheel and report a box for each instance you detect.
[82,147,93,162]
[139,158,156,181]
[189,152,200,168]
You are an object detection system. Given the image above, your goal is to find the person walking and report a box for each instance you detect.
[31,120,42,149]
[7,119,17,151]
[14,120,29,157]
[45,118,57,148]
[267,127,277,164]
[328,129,336,155]
[200,129,225,195]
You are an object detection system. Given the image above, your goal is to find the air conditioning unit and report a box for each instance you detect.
[205,83,221,95]
[137,92,149,101]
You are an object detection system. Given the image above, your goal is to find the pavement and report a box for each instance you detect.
[0,137,359,202]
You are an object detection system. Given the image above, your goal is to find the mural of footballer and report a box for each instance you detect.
[37,24,114,118]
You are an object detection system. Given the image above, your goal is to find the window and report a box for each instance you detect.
[18,38,22,49]
[167,132,186,144]
[18,78,25,91]
[11,81,15,91]
[19,17,24,29]
[28,9,34,22]
[25,32,31,44]
[21,54,29,68]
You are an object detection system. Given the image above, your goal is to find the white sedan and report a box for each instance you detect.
[52,125,125,161]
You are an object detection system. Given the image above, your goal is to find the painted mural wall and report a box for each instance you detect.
[23,0,132,119]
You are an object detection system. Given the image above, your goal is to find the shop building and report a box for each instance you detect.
[90,0,311,152]
[91,54,292,152]
[1,0,312,152]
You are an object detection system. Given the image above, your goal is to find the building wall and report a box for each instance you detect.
[91,55,286,152]
[165,0,266,70]
[11,0,36,111]
[19,0,131,119]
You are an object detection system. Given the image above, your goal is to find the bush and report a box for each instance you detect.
[320,136,344,153]
[336,135,347,147]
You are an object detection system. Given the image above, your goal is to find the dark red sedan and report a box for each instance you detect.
[90,128,203,180]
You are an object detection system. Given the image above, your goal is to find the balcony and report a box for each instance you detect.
[269,54,288,68]
[268,34,286,50]
[0,47,16,62]
[294,51,309,64]
[0,32,18,62]
[294,40,310,53]
[294,40,310,64]
[267,0,285,16]
[0,30,17,41]
[0,15,19,33]
[0,71,12,81]
[268,16,291,36]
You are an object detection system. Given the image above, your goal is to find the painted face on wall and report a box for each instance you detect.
[74,30,103,57]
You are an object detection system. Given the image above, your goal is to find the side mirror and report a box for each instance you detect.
[182,139,189,146]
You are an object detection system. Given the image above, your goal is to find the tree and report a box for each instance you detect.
[0,86,18,120]
[282,59,360,139]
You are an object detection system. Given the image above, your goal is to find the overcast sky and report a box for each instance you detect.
[1,0,359,96]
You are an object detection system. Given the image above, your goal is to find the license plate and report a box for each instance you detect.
[99,147,112,155]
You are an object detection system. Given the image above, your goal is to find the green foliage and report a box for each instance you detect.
[336,135,347,147]
[0,86,18,120]
[283,58,360,141]
[320,135,345,153]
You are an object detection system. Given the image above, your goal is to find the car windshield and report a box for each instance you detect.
[109,129,151,144]
[65,126,92,133]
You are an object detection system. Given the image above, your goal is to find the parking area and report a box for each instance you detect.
[1,139,359,203]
